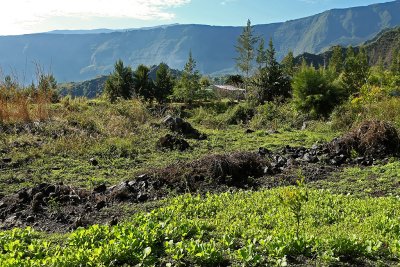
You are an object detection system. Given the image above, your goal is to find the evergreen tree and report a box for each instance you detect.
[281,51,295,77]
[154,63,174,103]
[329,46,343,73]
[235,19,258,88]
[104,60,134,102]
[342,46,370,95]
[252,38,291,102]
[173,51,201,103]
[225,75,244,87]
[134,64,153,100]
[256,38,267,70]
[391,48,400,74]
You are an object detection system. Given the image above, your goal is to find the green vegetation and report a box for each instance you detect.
[292,65,343,118]
[3,18,400,267]
[172,51,203,103]
[2,188,400,266]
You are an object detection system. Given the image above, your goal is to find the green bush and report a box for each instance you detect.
[223,102,255,125]
[293,66,343,118]
[249,101,305,130]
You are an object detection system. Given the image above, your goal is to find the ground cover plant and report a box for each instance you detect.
[1,188,400,266]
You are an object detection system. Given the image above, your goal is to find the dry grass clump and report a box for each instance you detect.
[331,120,400,158]
[0,86,51,124]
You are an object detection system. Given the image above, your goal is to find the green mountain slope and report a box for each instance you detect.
[295,26,400,67]
[1,1,400,82]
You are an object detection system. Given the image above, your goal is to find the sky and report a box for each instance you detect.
[0,0,395,35]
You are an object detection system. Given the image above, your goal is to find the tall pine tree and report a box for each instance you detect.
[235,19,258,89]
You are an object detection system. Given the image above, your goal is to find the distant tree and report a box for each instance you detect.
[252,38,291,102]
[200,76,211,88]
[235,19,258,88]
[37,74,59,102]
[391,48,400,74]
[134,64,153,100]
[329,46,343,73]
[256,38,267,70]
[225,75,244,87]
[281,51,295,77]
[104,60,134,102]
[154,63,174,103]
[38,74,57,92]
[173,51,201,103]
[342,46,370,95]
[3,75,17,90]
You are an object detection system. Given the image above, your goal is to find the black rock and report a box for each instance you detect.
[2,158,12,164]
[355,157,365,164]
[31,192,45,212]
[137,192,149,202]
[303,153,318,163]
[93,183,107,193]
[156,134,190,152]
[163,116,207,140]
[26,215,35,223]
[245,129,255,134]
[95,200,106,211]
[330,154,347,166]
[258,147,270,156]
[89,158,99,166]
[109,216,118,226]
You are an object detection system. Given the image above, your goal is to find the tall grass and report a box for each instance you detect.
[0,83,51,124]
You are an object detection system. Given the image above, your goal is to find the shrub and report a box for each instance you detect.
[223,102,255,125]
[249,101,304,130]
[293,66,343,118]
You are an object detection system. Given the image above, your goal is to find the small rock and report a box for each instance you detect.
[109,216,118,226]
[32,192,45,212]
[89,158,99,166]
[355,157,365,164]
[93,183,107,193]
[137,192,148,202]
[258,147,270,156]
[362,158,374,166]
[301,121,309,130]
[26,216,35,223]
[303,153,318,163]
[156,134,190,151]
[69,195,81,205]
[95,200,106,211]
[245,129,255,134]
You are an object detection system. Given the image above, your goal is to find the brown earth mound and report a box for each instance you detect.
[329,120,400,158]
[152,152,266,189]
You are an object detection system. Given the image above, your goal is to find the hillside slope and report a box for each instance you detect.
[295,26,400,67]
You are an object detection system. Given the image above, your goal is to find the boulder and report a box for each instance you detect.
[163,116,206,140]
[156,134,190,152]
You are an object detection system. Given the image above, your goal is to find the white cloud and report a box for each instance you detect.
[0,0,190,35]
[221,0,237,5]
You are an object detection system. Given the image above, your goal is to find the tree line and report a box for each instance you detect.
[104,19,400,119]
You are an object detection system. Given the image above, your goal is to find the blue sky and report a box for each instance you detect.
[0,0,394,35]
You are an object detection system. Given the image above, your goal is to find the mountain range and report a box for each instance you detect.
[295,26,400,67]
[1,0,400,83]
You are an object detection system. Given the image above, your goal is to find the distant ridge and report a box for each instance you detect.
[0,1,400,82]
[46,24,181,35]
[295,26,400,67]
